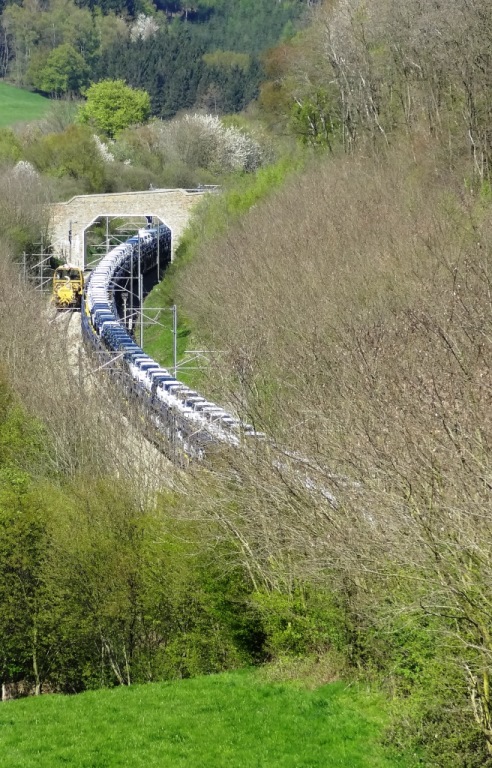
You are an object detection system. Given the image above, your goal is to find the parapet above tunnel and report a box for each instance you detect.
[49,187,215,268]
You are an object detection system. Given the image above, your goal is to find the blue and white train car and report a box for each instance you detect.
[81,225,252,461]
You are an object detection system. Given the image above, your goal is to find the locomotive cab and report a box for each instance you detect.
[52,264,84,310]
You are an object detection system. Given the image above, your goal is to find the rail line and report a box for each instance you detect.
[81,224,262,463]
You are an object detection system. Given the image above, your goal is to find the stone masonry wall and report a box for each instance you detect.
[49,188,210,267]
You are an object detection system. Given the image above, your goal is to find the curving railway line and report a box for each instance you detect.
[81,223,261,463]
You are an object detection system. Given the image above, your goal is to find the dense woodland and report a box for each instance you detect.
[0,0,307,116]
[1,0,492,766]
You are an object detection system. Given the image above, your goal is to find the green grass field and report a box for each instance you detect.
[0,81,51,127]
[0,671,416,767]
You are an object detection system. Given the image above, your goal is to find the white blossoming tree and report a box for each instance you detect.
[130,14,159,42]
[154,113,264,174]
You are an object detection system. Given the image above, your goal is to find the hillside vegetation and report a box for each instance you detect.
[0,0,492,765]
[163,1,492,765]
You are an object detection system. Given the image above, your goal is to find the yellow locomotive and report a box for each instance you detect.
[52,264,84,310]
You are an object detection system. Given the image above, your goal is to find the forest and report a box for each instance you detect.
[0,0,307,116]
[1,0,492,765]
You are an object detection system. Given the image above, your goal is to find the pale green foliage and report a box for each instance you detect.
[29,44,90,95]
[78,80,151,138]
[0,129,22,164]
[291,88,337,148]
[26,125,107,193]
[203,50,251,72]
[2,0,97,85]
[93,10,129,52]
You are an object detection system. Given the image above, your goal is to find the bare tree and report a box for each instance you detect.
[176,140,492,755]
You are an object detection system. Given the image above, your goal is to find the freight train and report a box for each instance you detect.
[81,224,259,461]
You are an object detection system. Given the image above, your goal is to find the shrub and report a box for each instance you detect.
[25,124,108,193]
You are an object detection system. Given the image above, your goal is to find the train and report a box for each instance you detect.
[52,264,84,309]
[81,224,260,461]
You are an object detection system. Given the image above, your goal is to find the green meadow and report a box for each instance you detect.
[0,671,416,768]
[0,81,50,127]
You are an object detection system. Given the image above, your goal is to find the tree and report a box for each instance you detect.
[78,79,151,138]
[26,125,107,193]
[2,0,96,85]
[130,13,160,42]
[0,380,52,698]
[150,113,264,175]
[0,128,21,164]
[31,43,90,96]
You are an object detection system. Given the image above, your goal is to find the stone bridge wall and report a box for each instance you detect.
[49,188,211,268]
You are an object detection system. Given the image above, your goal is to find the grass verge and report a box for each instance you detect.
[0,669,417,767]
[0,82,51,127]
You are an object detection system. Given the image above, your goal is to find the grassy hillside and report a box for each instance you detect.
[0,82,50,127]
[0,670,415,768]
